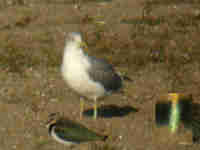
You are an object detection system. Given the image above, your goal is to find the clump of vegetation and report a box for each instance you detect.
[121,16,164,26]
[81,14,106,25]
[0,45,38,73]
[89,143,117,150]
[0,0,27,8]
[78,0,112,3]
[145,0,200,5]
[0,36,61,75]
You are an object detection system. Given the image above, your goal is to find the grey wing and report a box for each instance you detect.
[88,56,122,92]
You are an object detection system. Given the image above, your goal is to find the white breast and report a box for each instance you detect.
[61,45,106,100]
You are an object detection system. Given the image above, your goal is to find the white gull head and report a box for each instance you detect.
[65,32,83,48]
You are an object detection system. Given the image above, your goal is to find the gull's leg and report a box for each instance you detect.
[93,97,97,120]
[80,97,84,120]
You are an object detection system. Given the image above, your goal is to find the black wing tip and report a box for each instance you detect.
[102,135,108,141]
[108,74,123,91]
[122,75,133,82]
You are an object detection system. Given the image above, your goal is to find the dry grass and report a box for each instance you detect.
[1,0,200,150]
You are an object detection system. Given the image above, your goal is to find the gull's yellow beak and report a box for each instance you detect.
[79,41,88,50]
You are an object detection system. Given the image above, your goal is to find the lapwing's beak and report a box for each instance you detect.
[45,118,57,129]
[46,112,60,128]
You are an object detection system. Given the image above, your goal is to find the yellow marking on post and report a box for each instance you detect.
[168,93,180,133]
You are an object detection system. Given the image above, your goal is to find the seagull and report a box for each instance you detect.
[46,113,107,146]
[61,32,122,120]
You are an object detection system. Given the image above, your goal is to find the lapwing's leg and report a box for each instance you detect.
[80,97,84,120]
[93,97,97,120]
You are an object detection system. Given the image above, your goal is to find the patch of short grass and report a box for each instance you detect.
[126,9,200,68]
[145,0,200,5]
[89,143,118,150]
[33,140,52,150]
[79,0,112,3]
[0,0,26,8]
[0,7,38,30]
[0,38,61,74]
[0,46,38,73]
[81,14,106,26]
[121,16,164,26]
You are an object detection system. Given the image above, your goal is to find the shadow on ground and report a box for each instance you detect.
[155,98,200,144]
[83,105,138,118]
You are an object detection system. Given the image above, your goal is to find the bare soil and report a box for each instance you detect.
[1,0,200,149]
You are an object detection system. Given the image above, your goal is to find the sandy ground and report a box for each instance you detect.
[1,0,200,149]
